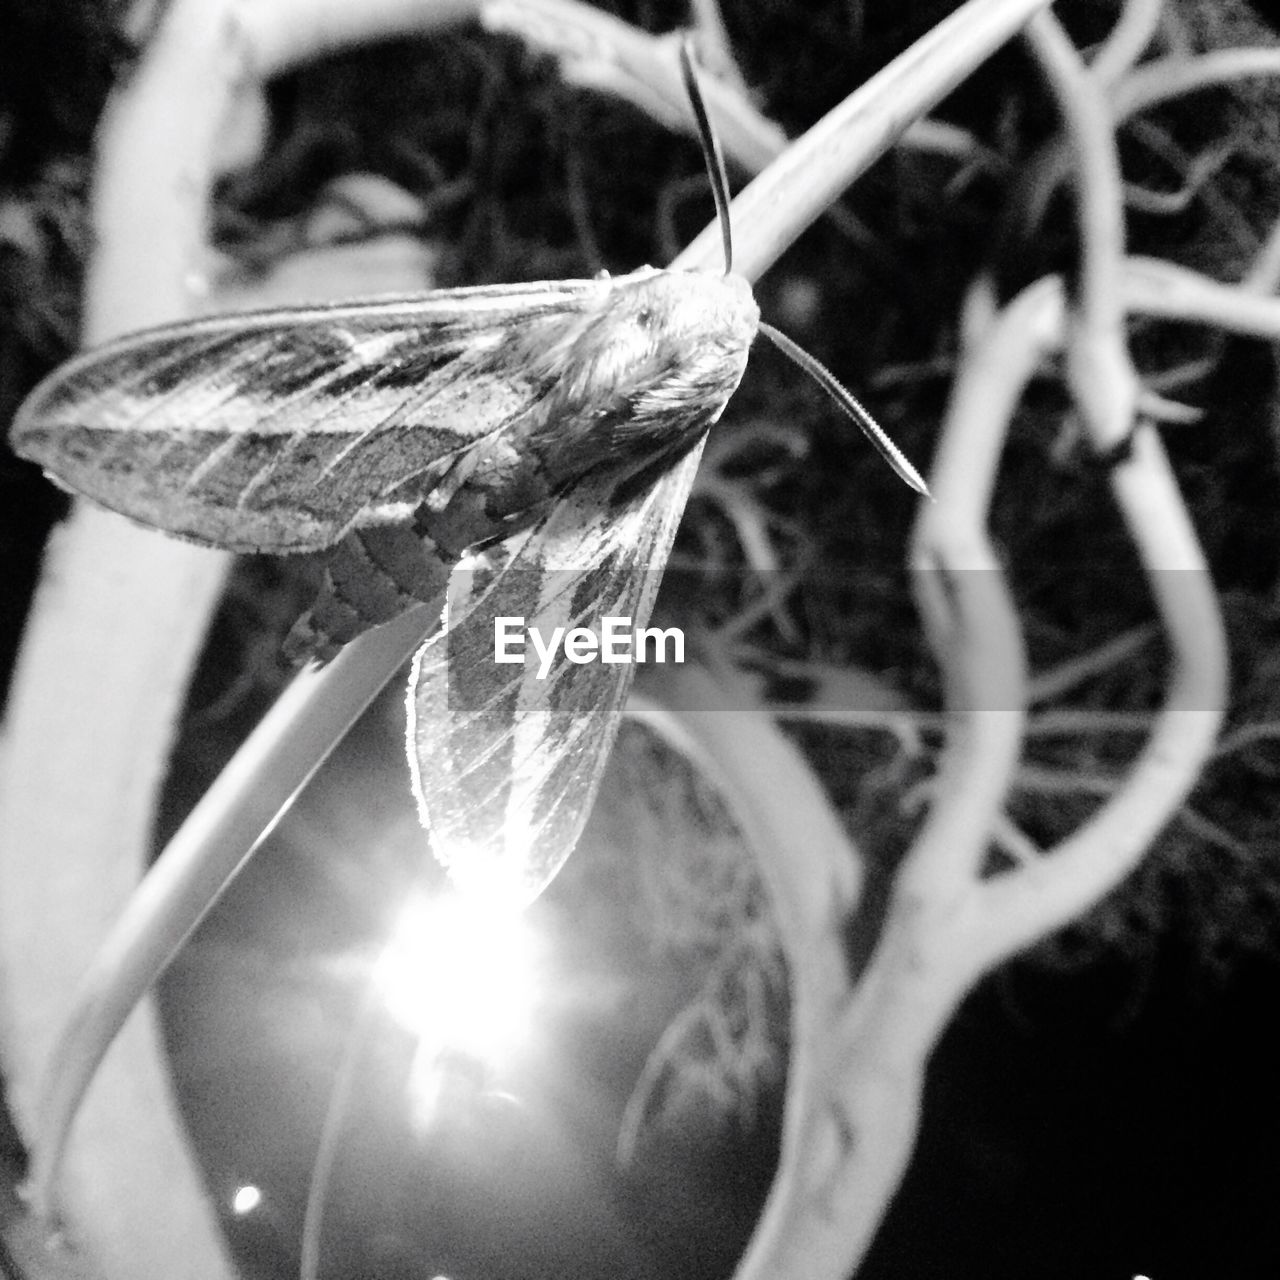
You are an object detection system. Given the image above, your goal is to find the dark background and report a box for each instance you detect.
[4,1,1280,1277]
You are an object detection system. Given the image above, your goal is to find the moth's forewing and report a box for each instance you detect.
[11,271,758,564]
[10,280,605,554]
[406,460,694,904]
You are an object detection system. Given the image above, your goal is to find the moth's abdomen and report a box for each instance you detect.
[284,523,452,660]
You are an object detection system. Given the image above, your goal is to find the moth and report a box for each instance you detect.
[11,43,926,904]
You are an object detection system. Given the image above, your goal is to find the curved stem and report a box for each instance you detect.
[1088,0,1162,87]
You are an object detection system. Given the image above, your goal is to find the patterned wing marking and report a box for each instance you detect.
[11,281,608,553]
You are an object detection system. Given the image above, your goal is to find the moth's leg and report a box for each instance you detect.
[419,440,484,511]
[284,524,451,661]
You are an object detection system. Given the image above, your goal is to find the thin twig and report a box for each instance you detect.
[975,19,1228,955]
[1113,47,1280,119]
[1027,624,1158,703]
[481,0,785,172]
[1088,0,1163,88]
[1028,10,1134,452]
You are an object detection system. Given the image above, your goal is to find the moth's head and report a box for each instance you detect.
[614,267,758,348]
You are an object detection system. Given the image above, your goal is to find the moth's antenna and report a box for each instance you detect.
[759,322,932,497]
[677,37,927,497]
[678,36,734,276]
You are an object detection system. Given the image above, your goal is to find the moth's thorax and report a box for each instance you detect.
[412,267,761,546]
[520,267,760,482]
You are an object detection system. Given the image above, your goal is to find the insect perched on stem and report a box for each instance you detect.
[11,40,926,904]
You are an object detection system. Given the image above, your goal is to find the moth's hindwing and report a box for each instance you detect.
[9,280,605,554]
[406,456,696,904]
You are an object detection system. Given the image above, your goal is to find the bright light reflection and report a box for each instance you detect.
[375,890,538,1065]
[230,1184,261,1215]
